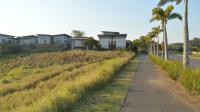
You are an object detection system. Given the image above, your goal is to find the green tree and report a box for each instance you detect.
[150,5,182,60]
[158,0,189,67]
[71,30,85,37]
[85,37,100,50]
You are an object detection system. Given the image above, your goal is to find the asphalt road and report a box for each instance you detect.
[169,53,200,68]
[121,55,199,112]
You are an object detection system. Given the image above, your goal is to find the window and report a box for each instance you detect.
[43,40,48,44]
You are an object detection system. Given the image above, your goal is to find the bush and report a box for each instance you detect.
[149,54,200,95]
[181,68,200,95]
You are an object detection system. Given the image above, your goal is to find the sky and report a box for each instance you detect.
[0,0,199,43]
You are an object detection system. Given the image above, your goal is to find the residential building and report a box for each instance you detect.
[19,35,37,45]
[98,31,127,49]
[0,34,15,44]
[37,34,52,45]
[52,34,72,47]
[72,37,88,48]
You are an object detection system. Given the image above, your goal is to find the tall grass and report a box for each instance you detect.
[149,54,200,95]
[0,50,134,112]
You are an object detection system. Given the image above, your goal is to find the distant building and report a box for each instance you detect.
[98,31,127,49]
[126,40,132,49]
[72,37,88,48]
[52,34,72,47]
[37,34,52,45]
[19,35,38,45]
[0,34,15,44]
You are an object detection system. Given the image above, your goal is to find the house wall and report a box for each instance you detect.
[73,39,86,48]
[99,36,126,49]
[53,35,71,45]
[20,38,37,45]
[38,36,51,45]
[0,35,13,44]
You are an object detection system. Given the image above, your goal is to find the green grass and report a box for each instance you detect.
[149,54,200,95]
[70,58,139,112]
[0,50,135,112]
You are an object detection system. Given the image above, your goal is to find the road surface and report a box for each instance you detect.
[121,55,200,112]
[169,54,200,68]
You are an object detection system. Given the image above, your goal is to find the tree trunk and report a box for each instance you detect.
[164,21,168,60]
[157,36,159,56]
[153,38,156,54]
[162,32,164,59]
[151,42,153,54]
[183,0,190,68]
[162,24,165,60]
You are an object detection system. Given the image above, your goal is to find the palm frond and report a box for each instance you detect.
[165,5,174,16]
[152,7,165,17]
[149,17,156,23]
[168,12,182,20]
[158,0,182,7]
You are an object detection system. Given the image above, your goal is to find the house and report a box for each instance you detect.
[18,35,38,45]
[0,34,15,44]
[72,37,88,48]
[52,34,72,47]
[37,34,52,45]
[98,31,127,49]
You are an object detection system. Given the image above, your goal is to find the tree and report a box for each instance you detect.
[150,5,182,60]
[147,31,157,54]
[158,0,189,67]
[85,37,101,50]
[143,35,154,54]
[71,30,85,37]
[152,26,163,56]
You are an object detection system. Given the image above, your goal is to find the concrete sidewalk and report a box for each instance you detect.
[121,55,199,112]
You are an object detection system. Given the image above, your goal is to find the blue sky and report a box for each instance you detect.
[0,0,199,43]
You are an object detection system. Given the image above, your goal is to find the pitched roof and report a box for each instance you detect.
[37,34,52,36]
[101,31,120,34]
[0,34,15,38]
[52,34,72,37]
[98,34,127,38]
[72,37,89,40]
[19,35,36,39]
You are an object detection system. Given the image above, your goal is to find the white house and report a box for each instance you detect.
[19,35,37,45]
[98,31,127,49]
[52,34,72,47]
[72,37,88,48]
[0,34,15,44]
[37,34,52,45]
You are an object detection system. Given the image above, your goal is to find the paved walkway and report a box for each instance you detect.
[121,55,199,112]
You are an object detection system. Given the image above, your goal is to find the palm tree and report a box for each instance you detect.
[144,35,154,54]
[147,31,157,54]
[150,5,182,60]
[158,0,189,68]
[152,26,163,56]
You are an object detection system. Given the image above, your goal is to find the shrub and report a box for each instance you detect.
[181,68,200,95]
